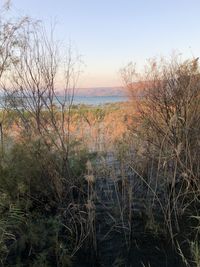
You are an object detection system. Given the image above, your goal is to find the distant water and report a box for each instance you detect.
[0,95,128,108]
[72,95,128,105]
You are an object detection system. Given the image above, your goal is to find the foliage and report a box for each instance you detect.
[0,136,94,266]
[122,55,200,265]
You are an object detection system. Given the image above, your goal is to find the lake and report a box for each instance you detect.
[72,95,128,105]
[0,95,128,108]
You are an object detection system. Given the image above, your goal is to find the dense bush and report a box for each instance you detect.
[0,138,93,266]
[122,56,200,265]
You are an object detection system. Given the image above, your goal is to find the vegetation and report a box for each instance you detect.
[0,2,200,267]
[121,56,200,266]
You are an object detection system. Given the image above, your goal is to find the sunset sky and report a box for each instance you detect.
[10,0,200,88]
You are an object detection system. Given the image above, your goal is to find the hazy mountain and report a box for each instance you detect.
[57,82,149,97]
[74,86,126,97]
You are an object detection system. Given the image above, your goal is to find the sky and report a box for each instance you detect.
[6,0,200,88]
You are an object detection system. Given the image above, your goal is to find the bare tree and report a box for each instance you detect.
[0,2,97,260]
[0,3,30,156]
[121,55,200,237]
[1,16,82,184]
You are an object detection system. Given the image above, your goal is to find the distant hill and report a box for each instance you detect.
[57,82,150,97]
[74,87,126,97]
